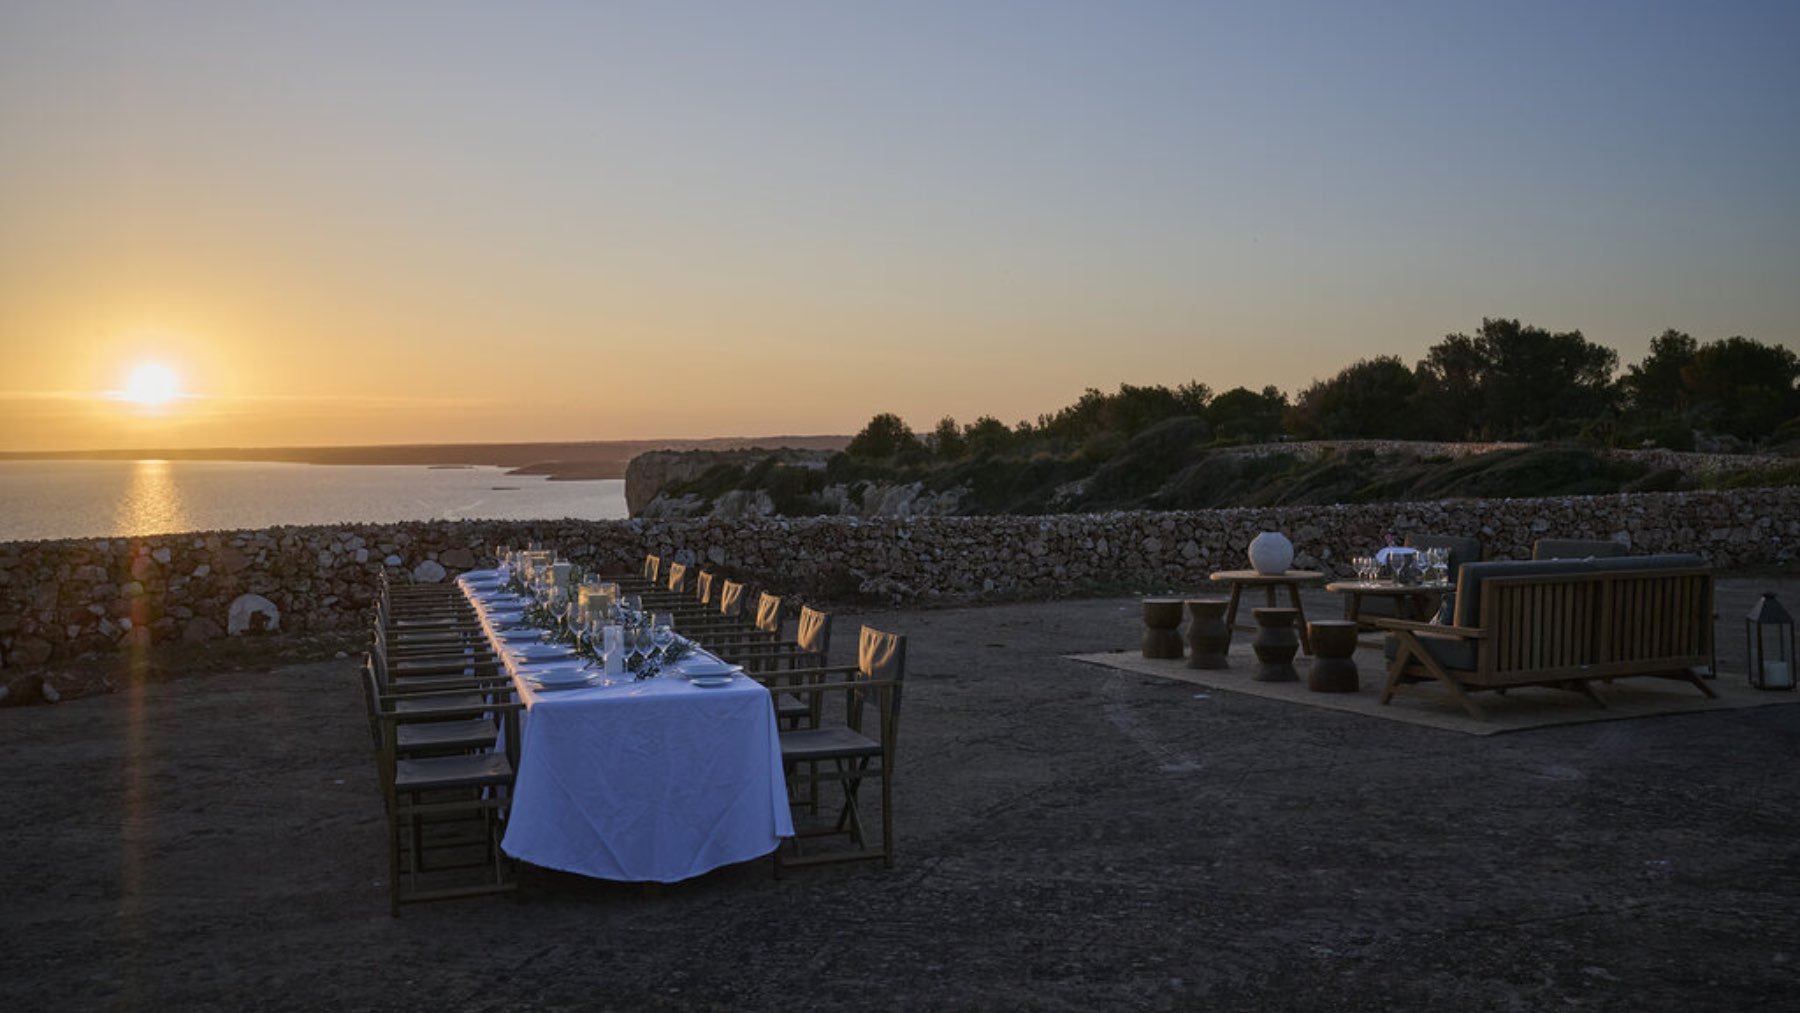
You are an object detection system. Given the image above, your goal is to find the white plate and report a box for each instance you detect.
[528,673,602,692]
[496,627,546,641]
[509,644,578,661]
[528,666,591,686]
[675,658,741,678]
[689,674,735,688]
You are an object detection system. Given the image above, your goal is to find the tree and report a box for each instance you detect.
[1619,331,1800,443]
[1414,318,1618,439]
[961,415,1015,458]
[930,416,966,461]
[1683,336,1800,440]
[846,412,923,460]
[1207,385,1288,442]
[1287,356,1419,439]
[1036,382,1213,444]
[1620,329,1698,416]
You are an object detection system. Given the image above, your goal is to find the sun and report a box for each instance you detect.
[121,362,182,408]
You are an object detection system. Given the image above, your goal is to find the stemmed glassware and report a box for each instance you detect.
[651,613,675,662]
[1427,547,1451,585]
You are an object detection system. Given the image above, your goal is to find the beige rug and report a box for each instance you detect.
[1067,649,1800,736]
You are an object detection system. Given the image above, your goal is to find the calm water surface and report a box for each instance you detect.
[0,460,628,543]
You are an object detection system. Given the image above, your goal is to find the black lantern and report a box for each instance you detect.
[1745,592,1795,691]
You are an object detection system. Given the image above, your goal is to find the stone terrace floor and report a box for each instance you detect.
[3,577,1797,1011]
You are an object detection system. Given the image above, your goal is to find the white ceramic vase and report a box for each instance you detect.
[1247,531,1294,575]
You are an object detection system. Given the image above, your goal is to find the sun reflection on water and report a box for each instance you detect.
[114,459,189,537]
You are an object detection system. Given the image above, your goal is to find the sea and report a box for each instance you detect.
[0,459,629,544]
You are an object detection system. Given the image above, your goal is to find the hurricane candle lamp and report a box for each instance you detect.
[1745,592,1795,691]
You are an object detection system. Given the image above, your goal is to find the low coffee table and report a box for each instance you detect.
[1207,569,1326,655]
[1326,580,1451,630]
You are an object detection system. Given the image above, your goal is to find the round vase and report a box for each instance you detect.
[1247,531,1294,576]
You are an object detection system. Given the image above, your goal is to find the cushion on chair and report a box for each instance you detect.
[796,607,832,656]
[1531,538,1629,560]
[719,581,747,618]
[1383,630,1479,672]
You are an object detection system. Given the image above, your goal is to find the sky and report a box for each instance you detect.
[2,0,1796,453]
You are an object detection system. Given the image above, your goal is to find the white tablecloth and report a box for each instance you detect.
[456,570,793,882]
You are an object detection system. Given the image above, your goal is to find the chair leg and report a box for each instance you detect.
[880,765,894,868]
[388,809,403,918]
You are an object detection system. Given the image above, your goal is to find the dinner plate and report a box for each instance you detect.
[689,675,735,688]
[508,643,578,662]
[528,673,603,692]
[496,627,546,641]
[527,666,591,686]
[674,658,740,678]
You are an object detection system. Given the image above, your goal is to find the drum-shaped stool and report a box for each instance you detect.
[1251,607,1301,682]
[1141,598,1185,659]
[1306,620,1360,693]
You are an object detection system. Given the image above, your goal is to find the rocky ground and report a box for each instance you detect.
[4,581,1797,1011]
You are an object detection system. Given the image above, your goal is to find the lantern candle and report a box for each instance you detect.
[1766,661,1794,689]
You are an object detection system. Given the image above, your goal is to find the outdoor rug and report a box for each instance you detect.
[1067,649,1800,736]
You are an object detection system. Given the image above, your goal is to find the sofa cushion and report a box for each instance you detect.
[1532,538,1629,560]
[1383,630,1479,672]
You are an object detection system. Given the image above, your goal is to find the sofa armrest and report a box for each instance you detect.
[1372,618,1486,638]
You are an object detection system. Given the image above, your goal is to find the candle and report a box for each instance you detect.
[1764,660,1793,689]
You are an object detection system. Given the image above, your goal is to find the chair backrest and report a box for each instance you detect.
[1452,553,1705,628]
[694,571,716,607]
[643,554,661,582]
[666,561,690,593]
[716,580,745,618]
[1532,538,1629,561]
[1405,533,1482,572]
[847,626,907,734]
[755,593,784,634]
[795,606,832,658]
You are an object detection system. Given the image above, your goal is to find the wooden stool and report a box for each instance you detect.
[1251,607,1300,682]
[1141,598,1185,659]
[1306,620,1360,693]
[1184,598,1230,669]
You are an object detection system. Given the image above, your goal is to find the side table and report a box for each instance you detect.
[1207,569,1326,655]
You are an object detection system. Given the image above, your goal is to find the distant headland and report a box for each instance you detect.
[0,436,851,481]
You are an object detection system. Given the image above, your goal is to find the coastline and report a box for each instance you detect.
[0,434,850,481]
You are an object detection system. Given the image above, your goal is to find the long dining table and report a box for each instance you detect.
[455,570,794,883]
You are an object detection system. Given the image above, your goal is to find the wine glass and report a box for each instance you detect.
[651,614,675,661]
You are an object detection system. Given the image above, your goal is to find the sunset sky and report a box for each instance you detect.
[2,1,1796,453]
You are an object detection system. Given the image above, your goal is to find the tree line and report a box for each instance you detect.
[847,319,1800,462]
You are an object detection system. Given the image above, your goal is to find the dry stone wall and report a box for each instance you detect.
[1,488,1795,667]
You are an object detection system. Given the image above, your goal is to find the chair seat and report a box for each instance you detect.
[1383,630,1479,672]
[397,718,497,754]
[779,726,881,763]
[775,693,810,722]
[395,751,513,793]
[395,692,486,714]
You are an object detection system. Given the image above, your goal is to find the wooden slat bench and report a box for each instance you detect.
[1375,554,1715,721]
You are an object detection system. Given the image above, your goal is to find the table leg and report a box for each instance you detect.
[1285,582,1312,654]
[1223,584,1244,647]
